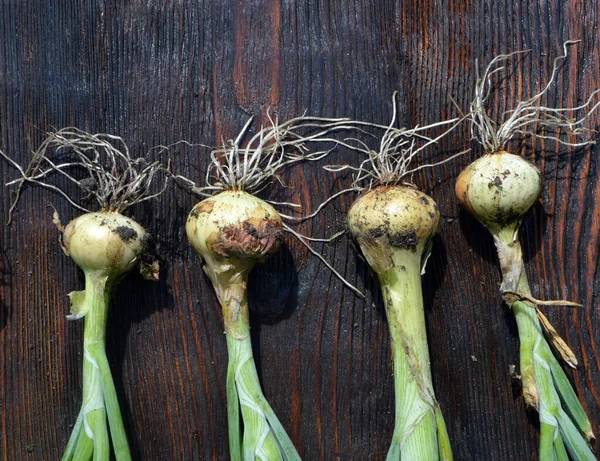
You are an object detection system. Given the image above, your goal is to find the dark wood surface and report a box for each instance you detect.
[1,1,599,460]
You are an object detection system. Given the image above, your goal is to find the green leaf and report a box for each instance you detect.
[557,408,596,461]
[540,423,558,461]
[258,399,301,461]
[67,290,89,320]
[536,340,594,442]
[226,363,242,461]
[435,406,453,461]
[93,346,132,461]
[61,409,84,461]
[553,433,569,461]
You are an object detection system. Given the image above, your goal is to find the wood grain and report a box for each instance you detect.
[0,1,599,460]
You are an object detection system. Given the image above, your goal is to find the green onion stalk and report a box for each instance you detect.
[178,114,359,460]
[327,99,465,460]
[455,43,599,460]
[186,190,295,461]
[60,211,151,461]
[348,186,452,461]
[2,128,167,461]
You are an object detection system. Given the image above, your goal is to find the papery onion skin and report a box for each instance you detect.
[63,212,147,278]
[455,151,542,233]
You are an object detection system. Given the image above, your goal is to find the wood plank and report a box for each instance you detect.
[0,1,598,459]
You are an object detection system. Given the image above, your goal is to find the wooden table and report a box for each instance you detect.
[1,1,598,459]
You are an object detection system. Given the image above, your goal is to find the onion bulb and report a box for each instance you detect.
[456,44,597,460]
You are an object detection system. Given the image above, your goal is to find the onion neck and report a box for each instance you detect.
[490,221,526,295]
[62,270,132,461]
[376,248,439,461]
[82,271,112,346]
[225,334,284,461]
[80,273,110,458]
[492,224,540,408]
[202,258,253,339]
[483,218,596,459]
[204,260,296,460]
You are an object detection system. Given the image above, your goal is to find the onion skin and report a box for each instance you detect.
[455,151,542,234]
[63,212,147,279]
[348,186,439,273]
[186,190,282,269]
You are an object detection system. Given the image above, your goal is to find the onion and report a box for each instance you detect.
[2,128,169,461]
[325,96,462,460]
[348,185,451,460]
[456,44,597,460]
[177,115,359,460]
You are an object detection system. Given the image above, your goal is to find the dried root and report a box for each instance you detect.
[1,127,172,221]
[173,112,358,198]
[465,40,599,153]
[324,92,467,191]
